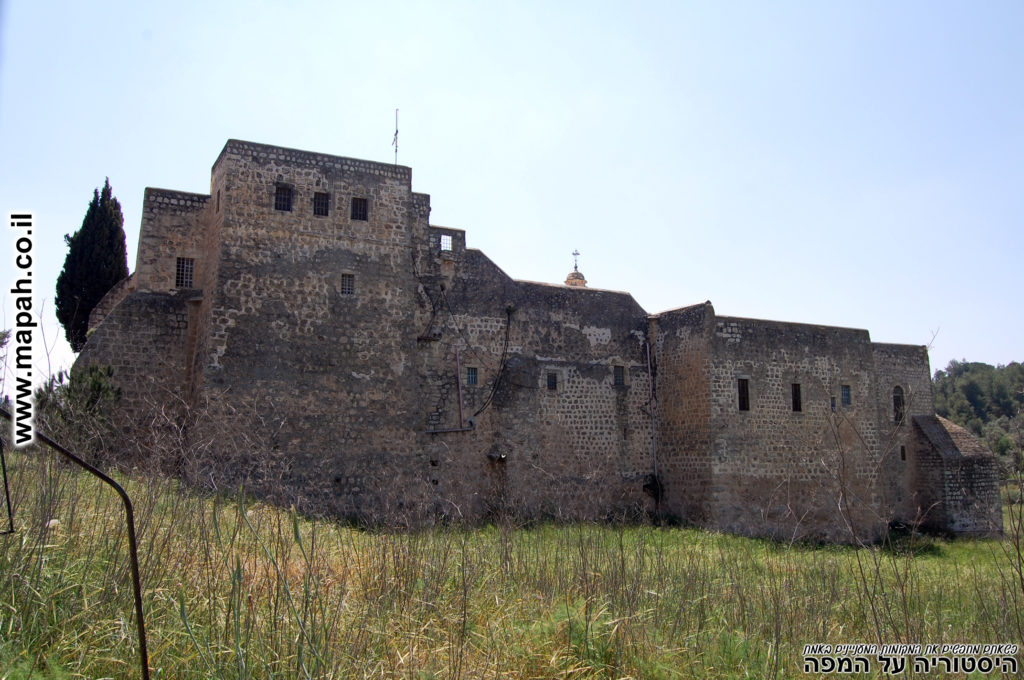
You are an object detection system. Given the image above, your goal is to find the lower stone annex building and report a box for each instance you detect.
[78,139,1002,542]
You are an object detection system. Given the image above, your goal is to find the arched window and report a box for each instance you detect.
[893,386,905,424]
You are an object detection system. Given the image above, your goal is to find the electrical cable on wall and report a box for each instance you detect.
[472,306,513,418]
[439,286,501,372]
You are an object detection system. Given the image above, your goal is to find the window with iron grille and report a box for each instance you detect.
[440,234,453,251]
[737,378,750,411]
[841,384,852,407]
[340,273,355,295]
[175,257,194,289]
[466,367,478,386]
[547,372,558,390]
[313,192,330,217]
[613,365,625,386]
[792,383,802,412]
[274,185,293,211]
[351,197,368,221]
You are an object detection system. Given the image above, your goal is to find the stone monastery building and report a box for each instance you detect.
[79,140,1002,542]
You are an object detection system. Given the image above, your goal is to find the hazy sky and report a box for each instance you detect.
[2,0,1021,391]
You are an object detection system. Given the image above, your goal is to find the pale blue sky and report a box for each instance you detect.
[2,0,1022,391]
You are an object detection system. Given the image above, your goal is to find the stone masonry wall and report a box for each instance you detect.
[414,246,655,520]
[186,141,433,520]
[178,138,660,522]
[872,343,933,524]
[706,316,884,541]
[914,416,1003,535]
[76,291,193,441]
[75,138,1001,538]
[88,274,133,331]
[913,426,948,529]
[133,189,210,292]
[653,303,714,522]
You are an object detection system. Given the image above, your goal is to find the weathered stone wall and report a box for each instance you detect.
[913,424,948,529]
[423,248,655,519]
[133,189,210,293]
[914,416,1003,535]
[184,162,228,403]
[167,141,657,522]
[653,303,713,522]
[872,343,933,524]
[88,274,134,331]
[704,316,885,541]
[184,141,433,520]
[76,291,194,437]
[74,138,1002,538]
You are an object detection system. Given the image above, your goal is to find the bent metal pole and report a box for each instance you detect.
[0,407,150,680]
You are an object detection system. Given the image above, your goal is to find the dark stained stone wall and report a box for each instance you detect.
[653,303,714,523]
[74,139,1002,538]
[914,416,1003,535]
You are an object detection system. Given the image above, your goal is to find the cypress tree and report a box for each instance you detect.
[55,179,129,352]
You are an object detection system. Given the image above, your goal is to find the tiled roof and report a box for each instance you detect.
[913,415,992,460]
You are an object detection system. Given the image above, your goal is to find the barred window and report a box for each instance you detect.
[792,383,802,412]
[175,257,194,289]
[547,372,558,390]
[340,273,355,295]
[313,192,330,217]
[274,185,293,211]
[841,384,852,407]
[737,378,750,411]
[613,365,625,386]
[466,367,478,386]
[440,234,453,251]
[351,197,368,221]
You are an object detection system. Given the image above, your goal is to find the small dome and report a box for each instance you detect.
[565,269,587,287]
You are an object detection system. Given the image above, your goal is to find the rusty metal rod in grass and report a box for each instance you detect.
[0,406,150,680]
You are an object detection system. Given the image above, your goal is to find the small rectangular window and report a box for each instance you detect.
[547,372,558,390]
[175,257,194,288]
[737,378,750,411]
[340,273,355,295]
[351,197,368,221]
[900,445,906,461]
[313,192,330,217]
[466,367,477,386]
[440,234,453,251]
[830,396,837,412]
[274,185,293,211]
[841,384,852,407]
[613,365,625,386]
[792,383,802,412]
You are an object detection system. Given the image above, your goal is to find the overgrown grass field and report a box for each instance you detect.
[0,448,1021,679]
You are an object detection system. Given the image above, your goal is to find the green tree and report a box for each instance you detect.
[934,359,1024,472]
[55,179,129,352]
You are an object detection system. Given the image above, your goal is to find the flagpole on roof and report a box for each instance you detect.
[392,108,399,165]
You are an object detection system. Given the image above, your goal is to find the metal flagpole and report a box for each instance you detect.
[392,108,399,165]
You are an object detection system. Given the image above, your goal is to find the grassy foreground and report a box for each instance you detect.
[0,449,1022,679]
